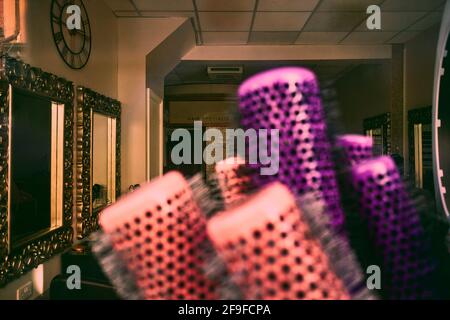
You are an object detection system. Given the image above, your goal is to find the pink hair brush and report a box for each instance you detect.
[95,171,218,300]
[214,157,254,209]
[207,182,374,300]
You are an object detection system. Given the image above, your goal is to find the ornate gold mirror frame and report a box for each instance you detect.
[0,56,74,287]
[76,87,121,239]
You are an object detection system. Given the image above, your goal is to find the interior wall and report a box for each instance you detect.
[117,17,189,189]
[405,26,440,112]
[0,0,4,36]
[146,20,196,179]
[404,25,440,171]
[165,84,238,97]
[22,0,118,98]
[165,84,238,126]
[2,0,27,43]
[335,62,392,135]
[0,0,118,299]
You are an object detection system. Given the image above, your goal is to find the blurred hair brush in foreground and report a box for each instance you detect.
[349,156,445,299]
[89,65,450,300]
[207,182,374,300]
[94,172,219,299]
[238,67,345,232]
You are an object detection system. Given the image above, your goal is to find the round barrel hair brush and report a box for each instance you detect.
[238,67,345,231]
[350,156,438,299]
[214,156,255,209]
[335,134,373,166]
[97,171,219,300]
[207,182,350,300]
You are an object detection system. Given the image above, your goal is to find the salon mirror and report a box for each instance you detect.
[92,112,116,210]
[0,57,74,287]
[408,107,433,193]
[77,87,121,239]
[433,0,450,218]
[363,113,391,156]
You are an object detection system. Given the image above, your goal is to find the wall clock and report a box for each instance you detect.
[50,0,91,70]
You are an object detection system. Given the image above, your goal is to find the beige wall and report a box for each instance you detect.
[404,25,440,170]
[335,25,440,165]
[405,26,440,112]
[335,62,392,134]
[169,100,237,125]
[118,17,194,187]
[166,84,239,126]
[23,0,118,98]
[1,0,118,299]
[118,17,185,188]
[0,254,61,300]
[165,84,238,97]
[146,20,195,179]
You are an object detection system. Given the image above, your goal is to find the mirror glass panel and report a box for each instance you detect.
[365,128,384,156]
[363,113,391,156]
[408,106,433,193]
[92,112,116,210]
[76,86,121,239]
[10,89,64,247]
[0,56,74,286]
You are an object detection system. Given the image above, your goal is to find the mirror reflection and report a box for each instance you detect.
[10,89,64,247]
[92,112,116,210]
[365,128,384,156]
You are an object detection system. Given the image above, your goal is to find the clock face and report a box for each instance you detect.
[51,0,91,70]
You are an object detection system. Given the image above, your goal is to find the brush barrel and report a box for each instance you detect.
[99,171,217,300]
[336,134,374,166]
[207,182,349,300]
[350,156,436,299]
[215,157,252,209]
[238,67,345,231]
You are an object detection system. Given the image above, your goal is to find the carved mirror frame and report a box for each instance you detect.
[76,86,121,239]
[0,56,74,287]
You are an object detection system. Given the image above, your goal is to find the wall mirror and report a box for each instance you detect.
[409,106,433,193]
[76,87,120,239]
[363,113,391,156]
[433,1,450,217]
[0,56,74,287]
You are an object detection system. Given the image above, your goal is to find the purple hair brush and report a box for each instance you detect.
[336,135,373,166]
[238,67,345,231]
[350,156,438,299]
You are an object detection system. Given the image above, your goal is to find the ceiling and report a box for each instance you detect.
[104,0,445,45]
[164,60,383,86]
